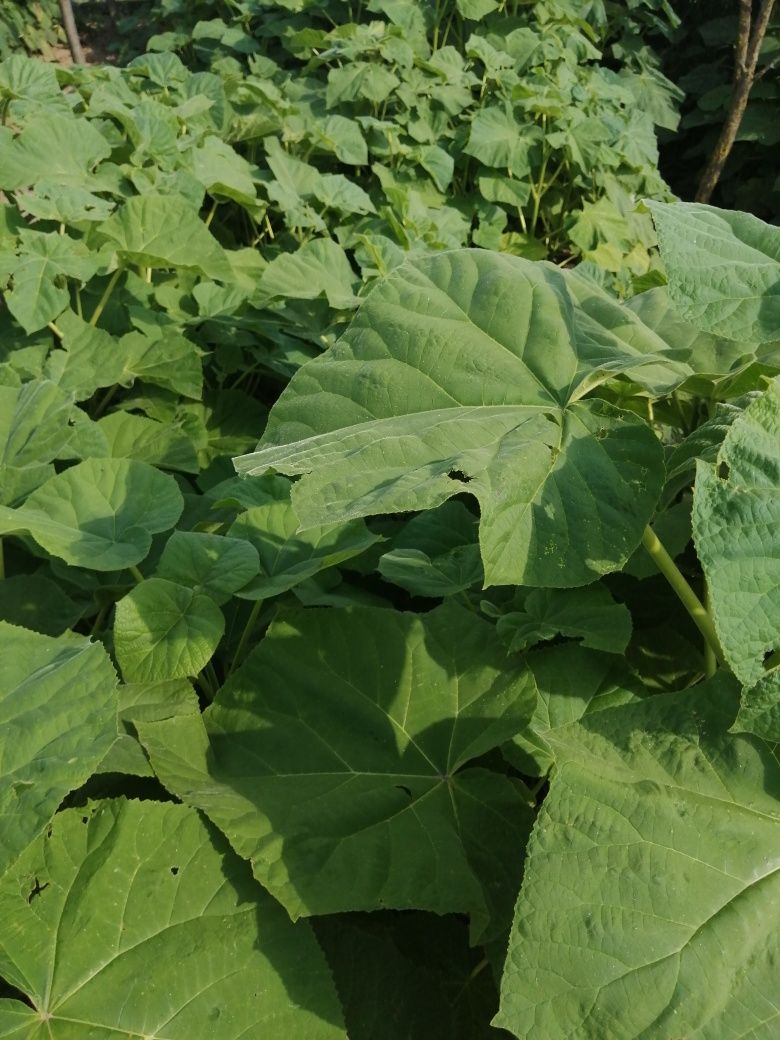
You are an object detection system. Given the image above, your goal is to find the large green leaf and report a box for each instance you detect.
[496,675,780,1040]
[0,458,183,570]
[98,194,233,280]
[464,106,538,174]
[646,201,780,344]
[139,604,535,938]
[236,251,665,588]
[693,378,780,686]
[114,577,226,682]
[0,799,347,1039]
[0,623,118,879]
[0,112,111,191]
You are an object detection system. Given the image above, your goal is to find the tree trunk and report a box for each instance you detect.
[59,0,86,65]
[694,0,776,203]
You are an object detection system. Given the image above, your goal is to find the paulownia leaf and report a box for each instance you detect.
[377,500,483,598]
[114,577,226,682]
[0,458,183,570]
[495,675,780,1040]
[625,286,778,394]
[693,378,780,686]
[139,604,535,939]
[0,799,347,1039]
[259,238,360,309]
[227,476,381,600]
[96,411,200,472]
[0,379,74,504]
[236,250,665,588]
[464,106,537,175]
[646,200,780,344]
[98,194,233,281]
[505,643,645,777]
[492,585,632,654]
[97,678,200,778]
[0,112,111,191]
[0,623,118,879]
[156,531,260,604]
[43,310,127,401]
[731,670,780,742]
[0,230,98,334]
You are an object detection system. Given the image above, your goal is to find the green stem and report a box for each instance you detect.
[89,601,110,637]
[90,266,123,327]
[48,321,63,340]
[231,599,263,673]
[92,383,118,419]
[703,583,717,679]
[205,197,219,227]
[129,564,145,583]
[641,526,723,667]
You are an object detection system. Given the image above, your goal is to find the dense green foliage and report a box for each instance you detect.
[110,0,683,277]
[0,0,63,59]
[0,5,779,1035]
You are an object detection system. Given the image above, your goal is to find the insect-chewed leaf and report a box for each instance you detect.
[236,250,666,588]
[0,799,347,1040]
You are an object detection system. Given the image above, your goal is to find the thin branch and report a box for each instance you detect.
[695,0,777,204]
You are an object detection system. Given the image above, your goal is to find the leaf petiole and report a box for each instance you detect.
[230,598,264,674]
[641,526,724,668]
[90,266,123,327]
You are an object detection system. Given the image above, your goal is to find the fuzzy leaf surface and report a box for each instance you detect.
[0,624,118,878]
[496,676,780,1040]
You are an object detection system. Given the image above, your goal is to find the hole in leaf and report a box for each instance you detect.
[595,428,607,440]
[763,649,778,671]
[448,469,472,484]
[170,866,179,876]
[27,878,49,904]
[394,785,412,799]
[718,461,730,480]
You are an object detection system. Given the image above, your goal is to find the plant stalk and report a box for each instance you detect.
[641,526,724,667]
[90,267,123,327]
[231,598,263,673]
